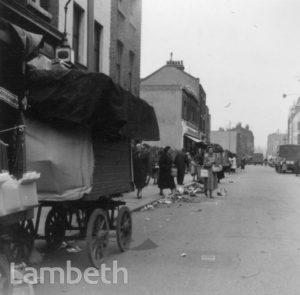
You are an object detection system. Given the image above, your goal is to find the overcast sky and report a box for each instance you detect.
[141,0,300,151]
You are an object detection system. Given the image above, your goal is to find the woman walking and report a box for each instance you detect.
[158,146,176,196]
[133,143,151,199]
[203,146,219,198]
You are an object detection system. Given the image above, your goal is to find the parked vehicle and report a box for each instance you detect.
[252,153,264,165]
[275,144,300,173]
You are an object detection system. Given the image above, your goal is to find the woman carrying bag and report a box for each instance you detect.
[158,146,176,196]
[203,146,220,198]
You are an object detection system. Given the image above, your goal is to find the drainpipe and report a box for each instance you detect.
[87,0,94,71]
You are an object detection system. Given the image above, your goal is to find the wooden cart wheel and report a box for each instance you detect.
[0,254,12,295]
[86,209,109,268]
[116,206,132,252]
[45,209,66,250]
[4,219,35,263]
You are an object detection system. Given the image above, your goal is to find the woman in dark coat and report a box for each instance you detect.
[158,146,176,196]
[133,144,151,199]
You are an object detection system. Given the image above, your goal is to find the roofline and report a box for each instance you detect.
[141,63,201,83]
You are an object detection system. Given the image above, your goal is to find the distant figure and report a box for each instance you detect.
[281,158,287,173]
[133,143,151,199]
[295,159,300,176]
[203,147,219,198]
[158,146,176,196]
[230,156,237,173]
[174,149,188,185]
[241,157,246,170]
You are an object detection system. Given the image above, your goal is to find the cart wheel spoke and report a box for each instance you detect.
[5,219,35,263]
[45,209,66,250]
[86,209,109,268]
[116,207,132,252]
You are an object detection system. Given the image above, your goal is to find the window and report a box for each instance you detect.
[298,121,300,131]
[298,134,300,145]
[94,22,103,72]
[26,0,52,19]
[129,51,135,91]
[116,40,123,85]
[40,0,48,10]
[183,100,187,120]
[73,4,84,63]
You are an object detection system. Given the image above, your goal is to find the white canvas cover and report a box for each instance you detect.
[25,119,94,201]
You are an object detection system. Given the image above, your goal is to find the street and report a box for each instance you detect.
[34,165,300,295]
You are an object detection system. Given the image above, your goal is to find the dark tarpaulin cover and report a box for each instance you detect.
[26,68,159,141]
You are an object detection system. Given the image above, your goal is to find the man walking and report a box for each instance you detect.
[174,149,188,185]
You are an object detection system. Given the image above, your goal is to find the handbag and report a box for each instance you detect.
[212,165,222,173]
[171,166,177,177]
[200,168,208,178]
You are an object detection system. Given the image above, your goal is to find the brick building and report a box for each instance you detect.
[288,98,300,144]
[110,0,142,96]
[140,57,210,153]
[0,0,63,59]
[1,0,142,92]
[211,123,254,158]
[266,132,287,158]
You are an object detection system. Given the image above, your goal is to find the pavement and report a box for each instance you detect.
[122,174,194,212]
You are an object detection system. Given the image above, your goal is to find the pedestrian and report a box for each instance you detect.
[295,159,300,176]
[281,158,287,173]
[158,146,176,196]
[186,152,192,173]
[174,149,188,185]
[193,149,204,182]
[203,146,219,198]
[241,157,246,170]
[230,156,237,173]
[133,143,151,199]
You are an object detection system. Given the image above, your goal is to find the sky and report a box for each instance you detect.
[140,0,300,151]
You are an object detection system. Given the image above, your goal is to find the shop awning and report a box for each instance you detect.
[185,134,202,143]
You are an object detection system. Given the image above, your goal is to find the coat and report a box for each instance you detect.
[203,153,218,190]
[158,152,176,190]
[174,151,188,172]
[133,150,151,189]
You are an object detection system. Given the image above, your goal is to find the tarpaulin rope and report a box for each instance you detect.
[0,125,25,134]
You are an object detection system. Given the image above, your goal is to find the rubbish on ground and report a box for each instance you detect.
[217,188,227,196]
[145,217,151,221]
[181,252,187,257]
[66,245,81,253]
[165,218,170,222]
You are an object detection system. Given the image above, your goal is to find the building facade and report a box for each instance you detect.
[288,98,300,144]
[1,0,142,90]
[0,0,63,59]
[266,132,287,158]
[210,123,254,158]
[109,0,142,96]
[140,58,210,153]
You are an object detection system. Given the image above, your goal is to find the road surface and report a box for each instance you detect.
[34,166,300,295]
